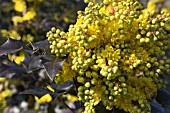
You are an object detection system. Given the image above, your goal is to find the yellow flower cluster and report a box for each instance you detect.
[12,0,36,26]
[12,11,36,26]
[13,0,26,13]
[47,0,170,113]
[0,79,12,109]
[0,29,20,40]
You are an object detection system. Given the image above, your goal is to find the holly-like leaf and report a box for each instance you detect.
[150,101,170,113]
[46,80,74,93]
[40,56,50,64]
[0,62,27,78]
[20,86,52,98]
[0,38,28,56]
[156,89,170,106]
[6,94,28,106]
[54,80,74,93]
[0,55,8,62]
[42,55,66,81]
[27,56,43,72]
[21,80,74,99]
[165,107,170,113]
[162,73,170,92]
[30,39,50,50]
[150,101,165,113]
[21,55,45,73]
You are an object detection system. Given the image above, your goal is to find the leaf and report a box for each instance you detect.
[0,55,8,62]
[21,81,74,99]
[0,62,35,82]
[12,74,37,83]
[30,39,50,50]
[164,107,170,113]
[6,94,28,106]
[22,55,44,72]
[0,38,28,56]
[20,85,69,99]
[21,53,64,81]
[46,80,74,93]
[20,86,52,98]
[42,55,66,81]
[162,73,170,92]
[27,56,43,71]
[55,80,74,92]
[156,89,170,106]
[40,56,50,64]
[0,62,27,78]
[150,101,165,113]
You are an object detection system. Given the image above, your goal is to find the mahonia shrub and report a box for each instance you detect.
[47,0,170,113]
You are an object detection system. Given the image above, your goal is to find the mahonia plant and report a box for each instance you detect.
[47,0,170,113]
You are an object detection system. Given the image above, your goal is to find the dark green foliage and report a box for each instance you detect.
[156,89,170,106]
[0,62,27,78]
[20,80,74,99]
[0,38,30,56]
[0,36,80,113]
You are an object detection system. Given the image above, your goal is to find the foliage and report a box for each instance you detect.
[0,38,79,113]
[0,0,86,113]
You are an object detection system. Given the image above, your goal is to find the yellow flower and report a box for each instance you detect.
[12,16,23,26]
[162,8,170,14]
[9,30,21,40]
[23,11,36,21]
[35,94,52,104]
[67,94,79,102]
[14,55,24,64]
[63,17,70,23]
[143,0,165,13]
[0,89,12,108]
[13,0,26,12]
[22,34,34,42]
[0,78,6,82]
[147,1,156,11]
